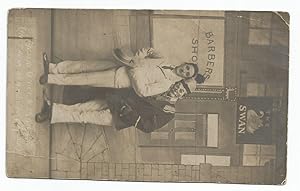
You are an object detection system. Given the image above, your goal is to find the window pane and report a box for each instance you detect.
[247,83,257,96]
[248,29,270,45]
[259,156,273,166]
[206,155,231,166]
[247,82,266,96]
[243,144,260,155]
[249,12,272,28]
[207,114,219,147]
[243,155,259,166]
[175,132,195,141]
[266,84,284,97]
[181,154,205,165]
[260,145,276,156]
[175,120,196,128]
[150,132,169,140]
[175,113,198,121]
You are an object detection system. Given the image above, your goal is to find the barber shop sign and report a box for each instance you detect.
[236,97,273,144]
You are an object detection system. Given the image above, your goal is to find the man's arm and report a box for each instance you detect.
[129,48,163,67]
[134,82,171,97]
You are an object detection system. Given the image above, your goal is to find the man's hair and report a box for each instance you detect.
[195,74,206,84]
[184,63,199,78]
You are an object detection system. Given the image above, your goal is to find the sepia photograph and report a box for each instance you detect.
[6,8,289,185]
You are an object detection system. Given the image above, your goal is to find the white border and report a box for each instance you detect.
[1,0,299,191]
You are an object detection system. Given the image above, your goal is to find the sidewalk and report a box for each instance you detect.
[7,9,52,178]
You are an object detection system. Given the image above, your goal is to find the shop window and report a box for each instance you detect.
[143,113,219,148]
[248,12,289,49]
[248,13,272,45]
[242,144,276,166]
[249,12,272,28]
[173,113,219,147]
[246,82,266,96]
[207,114,219,147]
[150,132,169,140]
[248,29,270,45]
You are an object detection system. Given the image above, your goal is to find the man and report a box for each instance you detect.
[40,47,200,97]
[35,78,198,133]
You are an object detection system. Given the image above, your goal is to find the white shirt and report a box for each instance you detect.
[127,48,183,97]
[158,64,182,83]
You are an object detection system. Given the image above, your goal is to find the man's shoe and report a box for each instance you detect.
[39,74,48,85]
[35,100,50,123]
[35,88,52,123]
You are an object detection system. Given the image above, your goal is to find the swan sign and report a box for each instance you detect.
[236,97,273,144]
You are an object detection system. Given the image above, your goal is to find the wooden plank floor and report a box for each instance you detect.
[49,10,151,176]
[51,9,151,61]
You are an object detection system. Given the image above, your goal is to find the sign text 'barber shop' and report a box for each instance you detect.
[191,31,216,80]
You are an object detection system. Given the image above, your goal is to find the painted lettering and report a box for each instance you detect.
[205,32,214,38]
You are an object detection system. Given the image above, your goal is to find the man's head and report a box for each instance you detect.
[174,63,199,79]
[167,78,197,99]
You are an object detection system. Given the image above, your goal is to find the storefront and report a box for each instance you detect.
[137,11,288,172]
[137,11,238,165]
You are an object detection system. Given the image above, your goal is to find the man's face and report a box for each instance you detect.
[175,64,195,78]
[168,82,188,98]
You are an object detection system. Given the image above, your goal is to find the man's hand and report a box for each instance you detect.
[146,48,162,58]
[135,47,162,59]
